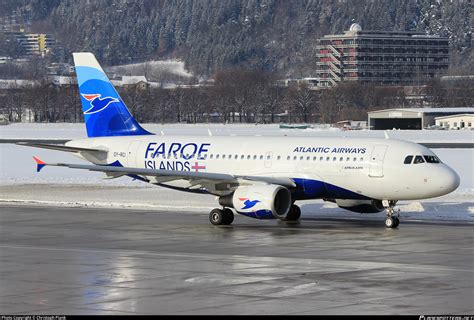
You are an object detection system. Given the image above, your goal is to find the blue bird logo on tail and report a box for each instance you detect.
[239,198,261,210]
[82,93,119,115]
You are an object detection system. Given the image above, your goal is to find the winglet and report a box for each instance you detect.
[33,156,46,172]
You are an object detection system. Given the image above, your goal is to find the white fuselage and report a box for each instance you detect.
[67,135,460,201]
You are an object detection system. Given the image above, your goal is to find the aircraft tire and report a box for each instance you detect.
[385,217,398,228]
[392,216,400,228]
[285,204,301,221]
[209,209,225,225]
[222,208,234,225]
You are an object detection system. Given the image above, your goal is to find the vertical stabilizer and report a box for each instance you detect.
[73,52,152,137]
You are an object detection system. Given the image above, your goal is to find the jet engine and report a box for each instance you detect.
[335,199,386,213]
[219,184,292,219]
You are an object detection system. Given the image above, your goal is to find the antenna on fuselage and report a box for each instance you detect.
[384,131,390,139]
[161,131,165,136]
[208,129,213,136]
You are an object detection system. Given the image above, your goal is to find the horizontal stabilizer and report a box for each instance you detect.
[33,156,46,172]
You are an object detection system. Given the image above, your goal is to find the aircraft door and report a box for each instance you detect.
[369,145,387,177]
[264,151,273,168]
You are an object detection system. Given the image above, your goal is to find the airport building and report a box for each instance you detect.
[316,24,449,87]
[367,108,474,130]
[435,114,474,130]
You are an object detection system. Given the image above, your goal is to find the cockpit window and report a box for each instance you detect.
[404,155,413,164]
[423,155,440,163]
[413,155,425,164]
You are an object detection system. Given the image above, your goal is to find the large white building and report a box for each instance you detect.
[435,114,474,130]
[367,108,474,130]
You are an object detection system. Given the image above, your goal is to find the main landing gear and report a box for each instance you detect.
[384,202,400,229]
[209,208,234,225]
[285,204,301,221]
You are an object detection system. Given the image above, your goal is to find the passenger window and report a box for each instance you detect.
[313,156,317,161]
[404,155,413,164]
[277,156,281,160]
[216,154,220,159]
[320,157,323,161]
[210,154,214,159]
[234,155,238,159]
[222,155,226,159]
[300,156,304,160]
[247,155,251,160]
[287,156,290,160]
[241,155,244,159]
[413,155,425,164]
[306,156,310,161]
[293,156,297,160]
[260,155,264,160]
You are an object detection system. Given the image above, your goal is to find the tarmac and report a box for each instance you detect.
[0,205,473,315]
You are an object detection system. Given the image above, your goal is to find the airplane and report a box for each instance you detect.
[20,52,460,228]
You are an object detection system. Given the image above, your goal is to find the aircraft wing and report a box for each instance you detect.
[17,142,107,154]
[32,157,296,191]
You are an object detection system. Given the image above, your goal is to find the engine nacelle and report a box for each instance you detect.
[219,184,291,219]
[335,199,386,213]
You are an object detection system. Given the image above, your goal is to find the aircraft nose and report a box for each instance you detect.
[438,165,460,195]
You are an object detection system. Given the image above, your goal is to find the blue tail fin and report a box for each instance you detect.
[73,52,152,138]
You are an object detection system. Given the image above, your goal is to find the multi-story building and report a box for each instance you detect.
[4,31,56,56]
[316,23,449,87]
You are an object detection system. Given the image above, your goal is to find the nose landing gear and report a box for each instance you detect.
[384,202,400,228]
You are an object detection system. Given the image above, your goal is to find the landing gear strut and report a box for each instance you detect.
[209,208,234,225]
[384,202,399,228]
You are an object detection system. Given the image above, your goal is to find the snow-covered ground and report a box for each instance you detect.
[0,123,473,222]
[106,59,193,79]
[1,122,474,142]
